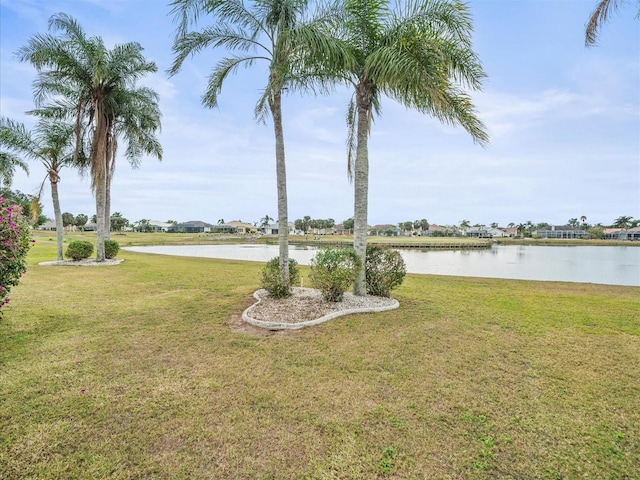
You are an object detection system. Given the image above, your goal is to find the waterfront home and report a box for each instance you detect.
[604,227,640,241]
[534,225,591,239]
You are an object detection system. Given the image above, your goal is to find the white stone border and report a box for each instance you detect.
[242,289,400,330]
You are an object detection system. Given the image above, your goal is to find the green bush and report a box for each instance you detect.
[310,247,360,302]
[365,245,406,297]
[260,257,300,298]
[104,239,120,259]
[0,196,33,313]
[65,240,94,261]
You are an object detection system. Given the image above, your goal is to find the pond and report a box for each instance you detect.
[122,244,640,287]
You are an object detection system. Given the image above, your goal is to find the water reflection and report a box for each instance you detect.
[122,244,640,287]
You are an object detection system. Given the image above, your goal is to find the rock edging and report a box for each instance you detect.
[242,287,399,330]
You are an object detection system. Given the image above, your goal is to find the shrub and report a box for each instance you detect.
[65,240,94,261]
[365,245,406,297]
[104,239,120,259]
[310,247,360,302]
[260,257,300,298]
[0,196,33,314]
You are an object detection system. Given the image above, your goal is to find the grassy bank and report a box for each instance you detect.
[1,239,638,478]
[34,229,637,248]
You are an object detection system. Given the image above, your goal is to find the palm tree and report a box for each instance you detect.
[0,117,80,260]
[169,0,345,291]
[613,215,633,229]
[327,0,488,294]
[17,13,162,261]
[260,214,274,232]
[0,151,29,189]
[585,0,640,46]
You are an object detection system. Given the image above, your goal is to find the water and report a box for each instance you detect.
[122,244,640,287]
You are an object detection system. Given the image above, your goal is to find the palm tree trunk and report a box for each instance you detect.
[91,104,109,262]
[104,174,111,240]
[353,88,370,296]
[49,171,64,262]
[270,91,290,286]
[95,167,107,261]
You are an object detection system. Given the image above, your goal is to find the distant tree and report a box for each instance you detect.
[490,222,499,229]
[508,222,515,228]
[260,214,274,231]
[74,214,88,230]
[110,212,129,232]
[62,212,75,230]
[303,216,312,234]
[342,217,354,232]
[419,219,429,231]
[135,219,152,233]
[613,215,633,229]
[91,214,97,224]
[459,219,471,231]
[217,218,224,225]
[167,220,178,225]
[568,218,579,228]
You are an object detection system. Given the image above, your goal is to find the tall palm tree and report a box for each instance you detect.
[17,13,162,261]
[169,0,346,291]
[0,152,29,189]
[0,117,81,260]
[585,0,640,46]
[327,0,488,295]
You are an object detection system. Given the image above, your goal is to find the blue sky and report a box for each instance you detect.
[1,0,638,227]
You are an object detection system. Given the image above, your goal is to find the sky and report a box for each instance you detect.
[0,0,638,228]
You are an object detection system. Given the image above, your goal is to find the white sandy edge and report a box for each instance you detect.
[38,258,124,266]
[242,287,400,330]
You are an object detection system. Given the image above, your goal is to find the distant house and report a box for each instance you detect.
[83,223,97,232]
[422,224,453,237]
[534,225,591,239]
[148,220,173,233]
[369,224,399,236]
[334,223,351,235]
[263,223,279,235]
[502,227,518,237]
[225,221,257,234]
[38,220,57,231]
[603,227,640,241]
[488,227,508,238]
[167,220,215,233]
[465,226,492,238]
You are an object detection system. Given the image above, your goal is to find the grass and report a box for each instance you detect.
[1,234,638,478]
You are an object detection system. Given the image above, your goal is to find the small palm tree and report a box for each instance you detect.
[17,13,162,261]
[325,0,488,294]
[260,214,274,232]
[0,117,81,260]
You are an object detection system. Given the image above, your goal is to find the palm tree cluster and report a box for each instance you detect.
[170,0,487,295]
[2,13,162,261]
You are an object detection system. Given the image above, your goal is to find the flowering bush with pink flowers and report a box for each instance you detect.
[0,196,33,315]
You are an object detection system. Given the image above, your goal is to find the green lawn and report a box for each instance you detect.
[1,235,638,479]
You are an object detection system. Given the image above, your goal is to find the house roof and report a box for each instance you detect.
[174,220,214,228]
